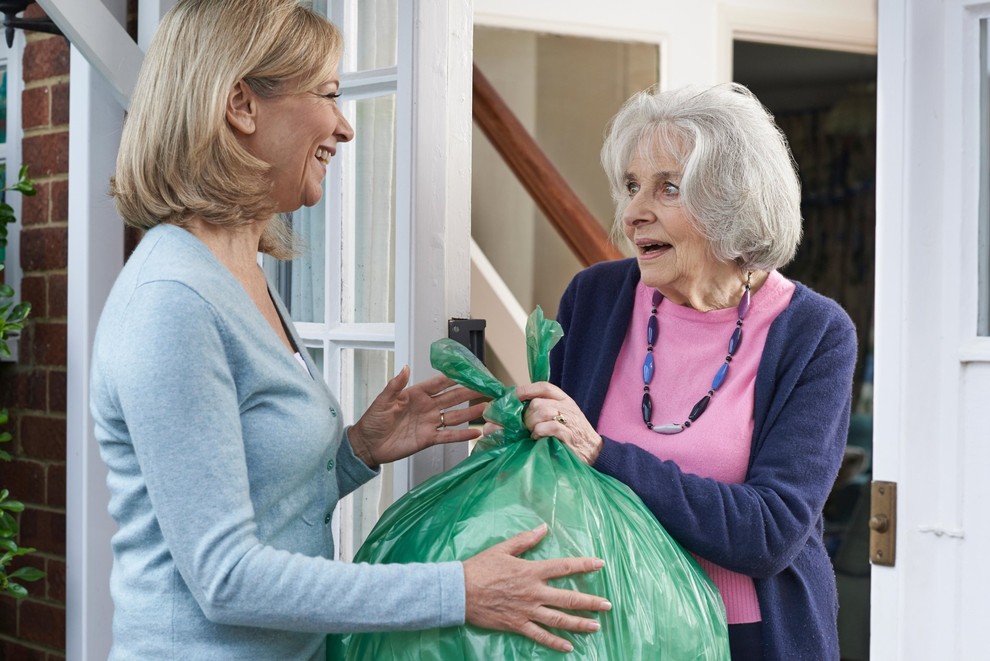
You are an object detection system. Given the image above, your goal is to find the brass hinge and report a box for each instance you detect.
[869,480,896,566]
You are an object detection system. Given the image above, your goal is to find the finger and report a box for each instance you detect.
[538,584,612,613]
[432,385,487,410]
[438,402,486,428]
[416,372,459,395]
[515,382,566,402]
[530,605,602,633]
[482,421,501,436]
[528,420,566,441]
[434,426,484,445]
[492,523,548,557]
[517,621,576,654]
[383,365,411,395]
[532,556,606,581]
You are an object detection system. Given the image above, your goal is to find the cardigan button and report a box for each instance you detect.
[326,459,335,471]
[324,512,332,525]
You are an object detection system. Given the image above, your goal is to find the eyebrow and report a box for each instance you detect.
[623,170,683,182]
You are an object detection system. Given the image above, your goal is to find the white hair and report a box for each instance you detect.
[600,83,803,271]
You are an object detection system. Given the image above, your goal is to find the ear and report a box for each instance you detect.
[226,80,258,135]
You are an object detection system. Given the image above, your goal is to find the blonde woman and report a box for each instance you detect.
[92,1,609,658]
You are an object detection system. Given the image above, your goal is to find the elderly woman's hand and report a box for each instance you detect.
[349,367,486,468]
[514,382,603,465]
[463,523,610,652]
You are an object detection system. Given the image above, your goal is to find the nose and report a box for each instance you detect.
[335,105,355,143]
[622,189,655,228]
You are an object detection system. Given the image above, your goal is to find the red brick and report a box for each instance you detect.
[48,181,68,225]
[18,415,64,462]
[0,640,47,661]
[20,228,67,271]
[3,371,47,412]
[0,595,17,635]
[47,274,66,320]
[48,370,66,414]
[45,559,65,603]
[20,181,49,227]
[23,37,69,83]
[20,276,47,319]
[47,653,67,661]
[21,88,50,130]
[21,133,69,179]
[0,459,45,505]
[30,323,66,367]
[50,84,69,127]
[18,508,66,557]
[46,463,64,508]
[17,600,64,649]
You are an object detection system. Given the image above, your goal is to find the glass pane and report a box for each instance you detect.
[339,348,395,554]
[356,0,397,70]
[980,19,990,335]
[0,66,7,144]
[306,345,324,379]
[344,94,396,323]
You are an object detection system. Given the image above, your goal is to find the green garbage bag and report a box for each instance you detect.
[332,308,729,659]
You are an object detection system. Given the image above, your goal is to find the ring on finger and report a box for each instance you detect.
[553,411,568,425]
[436,410,446,431]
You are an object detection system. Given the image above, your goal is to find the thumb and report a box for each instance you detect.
[382,365,411,396]
[498,523,548,557]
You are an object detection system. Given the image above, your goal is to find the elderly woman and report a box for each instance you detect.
[91,1,609,658]
[517,84,857,660]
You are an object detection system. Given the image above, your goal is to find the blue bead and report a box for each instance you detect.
[712,362,729,390]
[643,352,655,383]
[647,315,659,345]
[728,327,743,355]
[652,290,662,307]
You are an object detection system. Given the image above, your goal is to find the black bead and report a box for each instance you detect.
[641,393,653,424]
[688,394,711,422]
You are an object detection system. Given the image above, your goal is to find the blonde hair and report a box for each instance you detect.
[601,83,803,271]
[110,0,343,259]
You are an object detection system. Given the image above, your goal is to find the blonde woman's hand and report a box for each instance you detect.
[463,523,611,652]
[349,367,486,468]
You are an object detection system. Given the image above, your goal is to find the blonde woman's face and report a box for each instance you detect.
[244,72,354,212]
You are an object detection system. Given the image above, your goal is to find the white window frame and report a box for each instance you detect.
[1,29,24,361]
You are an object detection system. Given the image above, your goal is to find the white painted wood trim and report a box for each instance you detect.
[470,239,529,386]
[36,0,142,110]
[395,0,474,488]
[2,29,25,362]
[716,4,877,83]
[65,45,125,661]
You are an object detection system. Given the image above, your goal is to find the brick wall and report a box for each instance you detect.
[0,4,70,657]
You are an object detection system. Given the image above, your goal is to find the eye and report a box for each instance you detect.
[322,91,342,101]
[660,182,680,197]
[625,180,641,197]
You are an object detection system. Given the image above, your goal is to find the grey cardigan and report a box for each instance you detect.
[91,224,464,660]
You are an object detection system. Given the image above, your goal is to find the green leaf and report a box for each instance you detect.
[0,450,10,462]
[0,499,24,513]
[8,567,45,582]
[0,539,15,552]
[6,582,28,598]
[0,432,11,443]
[0,489,8,501]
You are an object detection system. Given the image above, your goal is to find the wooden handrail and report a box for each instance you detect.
[472,64,624,267]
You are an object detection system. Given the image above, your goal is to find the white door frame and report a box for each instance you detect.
[873,1,990,658]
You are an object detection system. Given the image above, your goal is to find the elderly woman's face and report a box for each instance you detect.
[240,72,354,212]
[621,146,722,302]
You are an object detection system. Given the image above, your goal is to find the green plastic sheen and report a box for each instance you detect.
[330,308,730,660]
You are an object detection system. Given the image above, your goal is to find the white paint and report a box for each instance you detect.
[35,0,142,109]
[64,43,125,661]
[395,0,474,488]
[1,28,24,362]
[470,239,529,386]
[873,0,990,658]
[475,0,876,87]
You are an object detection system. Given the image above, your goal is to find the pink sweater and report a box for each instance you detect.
[597,271,795,624]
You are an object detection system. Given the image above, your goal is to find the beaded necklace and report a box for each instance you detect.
[641,273,752,434]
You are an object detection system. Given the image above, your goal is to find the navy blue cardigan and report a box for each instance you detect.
[549,259,857,661]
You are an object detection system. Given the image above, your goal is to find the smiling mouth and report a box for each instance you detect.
[315,147,332,166]
[637,241,671,256]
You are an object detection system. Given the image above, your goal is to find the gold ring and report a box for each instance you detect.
[437,410,446,431]
[553,412,567,425]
